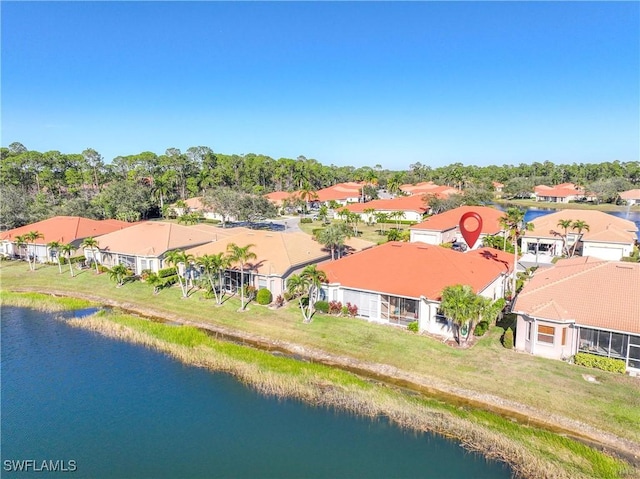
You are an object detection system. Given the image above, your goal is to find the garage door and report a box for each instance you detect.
[582,245,623,261]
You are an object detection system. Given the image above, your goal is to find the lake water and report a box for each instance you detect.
[496,205,640,230]
[1,307,512,478]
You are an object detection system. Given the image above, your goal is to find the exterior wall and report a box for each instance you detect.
[582,241,632,261]
[410,230,441,245]
[92,250,161,274]
[478,274,509,301]
[515,315,577,360]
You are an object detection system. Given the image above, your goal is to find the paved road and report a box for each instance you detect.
[273,216,302,233]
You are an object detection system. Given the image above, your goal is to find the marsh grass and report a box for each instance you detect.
[0,290,97,312]
[66,312,633,479]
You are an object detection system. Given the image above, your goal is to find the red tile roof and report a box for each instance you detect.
[524,210,637,243]
[400,182,460,197]
[410,206,505,234]
[513,258,640,334]
[321,242,512,300]
[342,195,428,214]
[0,216,133,244]
[314,182,363,202]
[620,189,640,201]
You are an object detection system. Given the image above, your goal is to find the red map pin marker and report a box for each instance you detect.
[459,212,483,249]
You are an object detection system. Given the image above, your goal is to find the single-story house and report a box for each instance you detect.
[521,210,637,261]
[410,205,506,249]
[88,222,237,274]
[619,189,640,206]
[185,230,375,298]
[0,216,133,263]
[171,197,231,223]
[319,242,514,338]
[336,195,429,223]
[264,191,302,208]
[512,256,640,374]
[400,182,460,198]
[533,183,596,203]
[314,182,363,206]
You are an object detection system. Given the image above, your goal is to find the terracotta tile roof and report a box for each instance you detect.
[265,191,302,204]
[342,195,428,214]
[314,182,363,202]
[513,259,640,334]
[410,206,505,234]
[185,230,375,276]
[93,221,218,257]
[0,216,133,244]
[524,210,637,243]
[400,182,460,197]
[183,197,207,210]
[620,189,640,200]
[321,242,513,300]
[534,183,586,198]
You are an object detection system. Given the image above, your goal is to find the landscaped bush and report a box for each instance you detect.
[328,301,342,315]
[407,321,419,333]
[300,218,313,224]
[474,321,489,336]
[314,300,329,313]
[346,302,358,317]
[97,265,109,273]
[274,295,285,307]
[158,267,177,278]
[283,291,295,302]
[243,285,257,301]
[574,353,626,374]
[256,288,273,305]
[502,328,514,349]
[140,269,153,281]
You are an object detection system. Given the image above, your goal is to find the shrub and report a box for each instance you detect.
[346,302,358,317]
[140,269,153,281]
[502,329,514,349]
[274,295,285,307]
[300,218,313,224]
[341,305,349,315]
[328,301,342,315]
[474,321,489,336]
[158,267,177,278]
[314,300,329,313]
[574,353,626,373]
[243,285,257,301]
[97,264,109,273]
[256,288,273,305]
[283,291,295,302]
[407,321,419,333]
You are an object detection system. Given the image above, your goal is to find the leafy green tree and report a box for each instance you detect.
[226,243,257,310]
[0,184,31,229]
[440,284,475,344]
[80,237,101,274]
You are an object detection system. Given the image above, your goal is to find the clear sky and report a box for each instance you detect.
[2,1,638,169]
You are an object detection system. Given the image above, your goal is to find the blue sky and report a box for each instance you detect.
[2,1,638,169]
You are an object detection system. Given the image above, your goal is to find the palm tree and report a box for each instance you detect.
[47,241,63,273]
[363,207,376,226]
[298,182,318,215]
[556,219,573,256]
[387,172,405,196]
[316,223,352,260]
[24,231,44,271]
[146,272,163,295]
[60,243,77,277]
[300,265,328,323]
[374,212,389,233]
[164,249,194,298]
[109,264,130,287]
[226,243,257,310]
[440,284,475,344]
[287,273,312,322]
[196,253,226,305]
[391,210,405,230]
[80,237,101,274]
[500,207,533,297]
[570,220,590,257]
[14,234,28,266]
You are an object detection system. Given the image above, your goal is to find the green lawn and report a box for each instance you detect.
[2,260,639,451]
[297,217,413,244]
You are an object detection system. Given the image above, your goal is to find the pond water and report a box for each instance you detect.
[1,307,512,478]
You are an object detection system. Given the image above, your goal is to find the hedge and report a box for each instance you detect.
[158,267,178,278]
[574,353,626,374]
[300,218,313,224]
[502,329,514,349]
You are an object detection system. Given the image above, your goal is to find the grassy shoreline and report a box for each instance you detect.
[494,198,640,213]
[18,300,637,478]
[1,263,639,470]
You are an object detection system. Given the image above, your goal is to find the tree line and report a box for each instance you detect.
[1,141,638,229]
